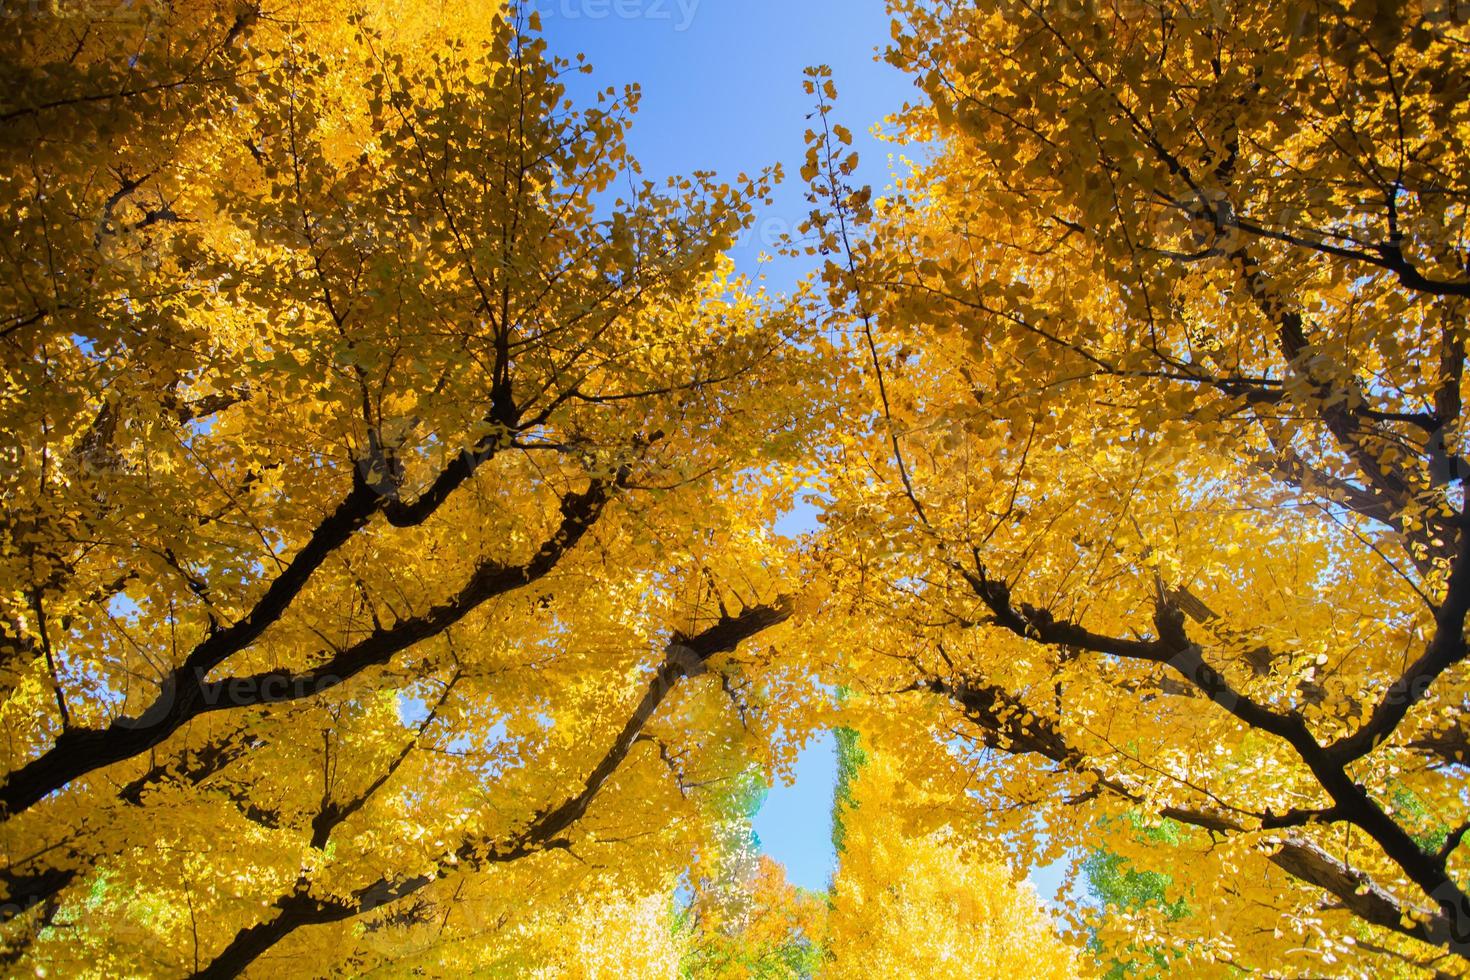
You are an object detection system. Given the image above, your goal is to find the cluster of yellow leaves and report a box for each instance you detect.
[823,752,1082,980]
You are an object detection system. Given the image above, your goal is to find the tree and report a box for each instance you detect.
[0,4,829,973]
[1080,818,1190,978]
[672,768,827,979]
[822,745,1081,979]
[809,0,1470,973]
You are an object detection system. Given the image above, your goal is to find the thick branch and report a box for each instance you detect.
[1330,527,1470,764]
[192,599,793,978]
[929,677,1455,951]
[957,560,1470,955]
[0,474,604,817]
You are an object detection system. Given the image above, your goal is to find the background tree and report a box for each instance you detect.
[663,727,1080,979]
[672,769,827,979]
[1080,819,1190,978]
[821,741,1082,979]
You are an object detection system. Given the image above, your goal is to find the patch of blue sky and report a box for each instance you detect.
[752,729,838,891]
[538,0,913,292]
[397,688,521,782]
[773,488,824,539]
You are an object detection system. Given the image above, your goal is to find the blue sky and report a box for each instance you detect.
[752,732,838,891]
[539,0,911,290]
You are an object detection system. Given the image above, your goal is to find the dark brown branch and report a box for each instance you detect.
[1223,210,1470,299]
[926,677,1455,951]
[192,599,793,978]
[957,557,1470,956]
[1330,527,1470,764]
[0,464,604,817]
[198,476,614,712]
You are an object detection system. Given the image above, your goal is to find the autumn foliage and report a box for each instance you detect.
[3,0,1469,977]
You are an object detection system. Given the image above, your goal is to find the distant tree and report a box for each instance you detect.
[822,748,1081,979]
